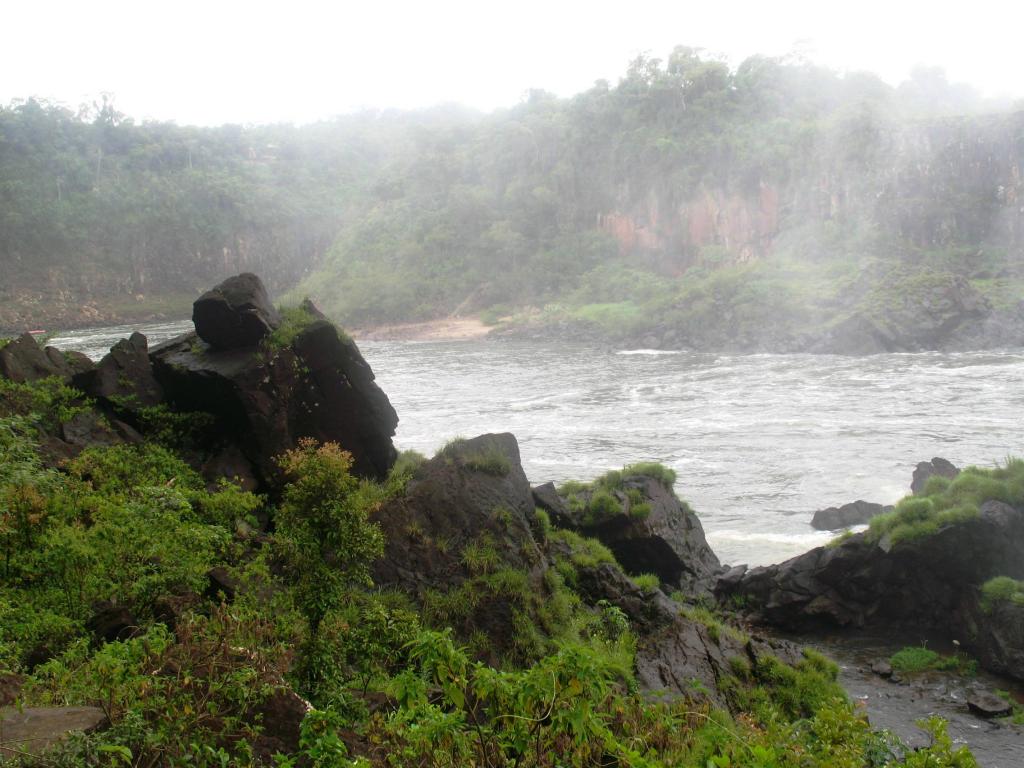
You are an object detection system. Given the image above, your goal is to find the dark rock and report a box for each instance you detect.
[719,500,1024,638]
[871,660,893,677]
[532,482,573,528]
[59,410,120,450]
[0,334,63,382]
[86,601,138,643]
[46,347,94,378]
[251,688,311,760]
[0,673,22,706]
[811,500,892,531]
[192,273,281,349]
[371,433,545,662]
[574,562,678,633]
[569,475,721,597]
[73,332,163,408]
[201,444,259,492]
[957,588,1024,682]
[151,310,398,482]
[0,706,108,757]
[911,458,960,495]
[152,593,200,629]
[205,566,240,602]
[967,690,1013,718]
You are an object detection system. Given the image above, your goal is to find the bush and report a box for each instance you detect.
[633,573,660,592]
[981,576,1024,612]
[274,439,385,632]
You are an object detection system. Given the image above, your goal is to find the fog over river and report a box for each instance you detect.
[50,320,1024,567]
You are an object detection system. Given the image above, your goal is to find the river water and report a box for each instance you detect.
[49,320,1024,568]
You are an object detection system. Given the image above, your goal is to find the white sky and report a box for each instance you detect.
[3,0,1020,125]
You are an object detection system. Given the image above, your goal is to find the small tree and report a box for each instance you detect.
[275,439,384,634]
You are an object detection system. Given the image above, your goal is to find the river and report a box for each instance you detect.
[48,320,1024,569]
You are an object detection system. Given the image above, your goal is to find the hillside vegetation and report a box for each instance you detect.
[2,50,1023,350]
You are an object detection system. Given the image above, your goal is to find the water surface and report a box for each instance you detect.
[49,322,1024,567]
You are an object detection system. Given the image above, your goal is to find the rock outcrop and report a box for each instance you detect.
[536,474,721,597]
[718,500,1024,636]
[73,331,163,408]
[0,333,93,383]
[957,591,1024,681]
[151,280,398,483]
[911,457,960,495]
[0,706,108,758]
[192,273,282,349]
[372,434,548,663]
[810,500,892,531]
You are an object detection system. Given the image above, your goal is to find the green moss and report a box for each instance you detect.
[264,303,320,351]
[889,645,976,675]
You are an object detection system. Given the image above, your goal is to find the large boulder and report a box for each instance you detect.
[956,589,1024,682]
[719,500,1024,634]
[810,500,892,531]
[911,457,960,495]
[0,706,108,758]
[73,331,163,408]
[0,333,93,383]
[549,474,721,597]
[371,433,546,662]
[151,301,397,482]
[192,273,282,349]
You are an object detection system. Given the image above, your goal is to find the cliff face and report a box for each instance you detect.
[597,112,1024,269]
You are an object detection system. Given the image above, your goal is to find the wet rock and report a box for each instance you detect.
[871,660,893,677]
[573,562,677,633]
[0,706,107,757]
[86,601,138,643]
[911,458,960,495]
[371,433,545,662]
[0,334,65,383]
[193,273,281,349]
[151,297,397,482]
[958,589,1024,682]
[73,331,163,408]
[531,481,572,528]
[719,499,1024,636]
[811,500,892,531]
[565,475,721,597]
[967,690,1013,718]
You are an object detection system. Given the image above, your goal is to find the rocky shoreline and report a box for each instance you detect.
[2,272,1022,762]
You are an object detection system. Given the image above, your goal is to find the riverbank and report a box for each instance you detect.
[350,316,492,341]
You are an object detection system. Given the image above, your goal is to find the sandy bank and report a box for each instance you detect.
[351,317,492,341]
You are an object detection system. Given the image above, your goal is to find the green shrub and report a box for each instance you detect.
[274,439,385,633]
[633,573,660,592]
[891,646,942,673]
[586,489,621,523]
[981,576,1024,612]
[265,303,320,351]
[622,462,678,488]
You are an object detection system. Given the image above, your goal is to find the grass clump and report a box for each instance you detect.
[981,576,1024,612]
[633,573,660,592]
[464,447,512,476]
[264,302,321,351]
[868,458,1024,545]
[890,645,976,675]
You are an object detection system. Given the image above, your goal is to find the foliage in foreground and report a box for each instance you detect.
[0,379,981,766]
